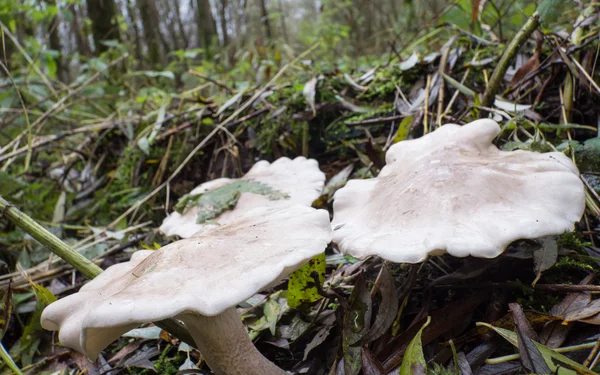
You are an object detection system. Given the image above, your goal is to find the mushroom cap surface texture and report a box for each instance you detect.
[160,156,325,238]
[41,204,332,359]
[331,119,585,263]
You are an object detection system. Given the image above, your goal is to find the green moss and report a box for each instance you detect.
[255,104,308,155]
[552,256,595,272]
[557,232,585,251]
[152,344,182,375]
[344,104,395,125]
[112,144,145,192]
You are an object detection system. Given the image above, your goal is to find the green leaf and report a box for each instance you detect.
[400,316,431,375]
[216,90,244,116]
[538,0,567,24]
[0,341,23,375]
[393,116,414,144]
[287,253,326,310]
[476,322,598,375]
[20,282,56,366]
[247,292,288,337]
[263,293,282,336]
[441,72,476,97]
[174,180,289,224]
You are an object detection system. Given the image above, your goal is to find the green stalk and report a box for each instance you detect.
[0,196,196,347]
[0,196,102,278]
[480,12,540,110]
[0,341,24,375]
[486,341,596,364]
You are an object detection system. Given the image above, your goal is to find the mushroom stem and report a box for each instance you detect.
[179,307,287,375]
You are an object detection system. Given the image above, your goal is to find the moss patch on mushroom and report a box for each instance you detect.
[174,180,290,224]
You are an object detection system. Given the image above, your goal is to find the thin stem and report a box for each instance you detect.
[480,12,540,110]
[180,307,286,375]
[486,341,596,364]
[0,341,24,375]
[0,196,102,279]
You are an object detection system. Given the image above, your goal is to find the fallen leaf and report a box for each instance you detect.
[343,274,372,375]
[303,325,333,360]
[216,90,244,116]
[477,322,597,375]
[288,253,326,310]
[303,77,317,116]
[361,347,385,375]
[564,299,600,323]
[510,303,551,374]
[357,264,398,345]
[322,164,354,201]
[532,236,558,286]
[399,316,431,375]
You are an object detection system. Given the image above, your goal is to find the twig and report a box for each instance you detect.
[436,37,456,128]
[1,54,128,156]
[436,282,600,293]
[223,107,270,128]
[188,70,236,93]
[446,23,497,46]
[346,114,406,126]
[0,123,115,163]
[480,12,540,110]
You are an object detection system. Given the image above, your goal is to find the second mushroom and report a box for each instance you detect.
[332,119,586,263]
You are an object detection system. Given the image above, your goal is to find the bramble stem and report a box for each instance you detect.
[0,196,102,278]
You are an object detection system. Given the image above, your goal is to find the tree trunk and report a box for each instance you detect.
[195,0,217,57]
[87,0,121,54]
[71,4,93,57]
[162,0,182,50]
[137,0,166,66]
[277,0,288,44]
[47,0,67,82]
[258,0,272,41]
[219,0,229,47]
[126,0,143,63]
[172,0,190,48]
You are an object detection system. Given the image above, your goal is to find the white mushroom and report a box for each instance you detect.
[42,205,332,375]
[160,156,325,238]
[332,119,585,263]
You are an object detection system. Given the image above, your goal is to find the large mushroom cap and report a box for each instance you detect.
[332,119,585,263]
[160,156,325,238]
[42,205,332,359]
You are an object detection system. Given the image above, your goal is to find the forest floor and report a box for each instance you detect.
[2,10,600,375]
